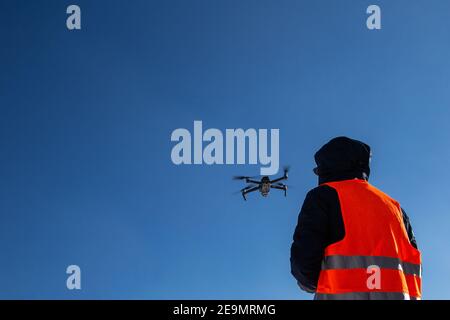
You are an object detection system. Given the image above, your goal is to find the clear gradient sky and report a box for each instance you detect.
[1,0,450,299]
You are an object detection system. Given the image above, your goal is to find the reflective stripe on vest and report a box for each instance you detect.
[321,255,421,277]
[315,292,421,300]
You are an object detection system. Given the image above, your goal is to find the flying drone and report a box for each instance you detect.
[233,166,290,201]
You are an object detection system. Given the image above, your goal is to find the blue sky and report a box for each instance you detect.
[1,0,450,299]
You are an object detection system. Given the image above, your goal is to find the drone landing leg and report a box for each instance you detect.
[241,186,259,201]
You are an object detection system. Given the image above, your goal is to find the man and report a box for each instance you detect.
[290,137,422,300]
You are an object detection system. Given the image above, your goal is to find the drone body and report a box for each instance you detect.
[234,167,289,201]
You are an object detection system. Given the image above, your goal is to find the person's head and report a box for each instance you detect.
[313,136,372,185]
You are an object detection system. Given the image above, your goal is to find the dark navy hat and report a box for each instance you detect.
[313,136,372,178]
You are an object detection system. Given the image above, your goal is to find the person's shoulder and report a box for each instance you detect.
[367,183,401,206]
[302,185,341,216]
[306,184,339,202]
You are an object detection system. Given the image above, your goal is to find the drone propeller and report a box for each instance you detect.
[233,175,258,181]
[283,165,290,174]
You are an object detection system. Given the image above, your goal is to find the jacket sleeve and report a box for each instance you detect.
[290,189,330,293]
[401,208,418,249]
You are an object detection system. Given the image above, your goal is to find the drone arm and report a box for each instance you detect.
[271,184,287,197]
[270,176,287,184]
[246,179,261,184]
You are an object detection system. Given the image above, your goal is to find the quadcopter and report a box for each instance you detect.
[233,166,289,201]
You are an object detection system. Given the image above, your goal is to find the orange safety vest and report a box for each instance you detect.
[315,179,422,300]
